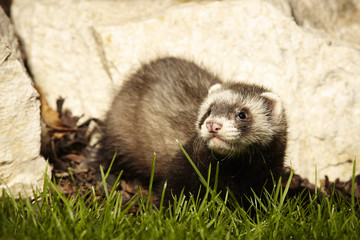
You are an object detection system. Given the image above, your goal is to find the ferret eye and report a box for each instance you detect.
[207,110,211,116]
[237,112,247,119]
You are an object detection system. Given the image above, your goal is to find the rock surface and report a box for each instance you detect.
[0,7,50,197]
[289,0,360,46]
[11,0,360,184]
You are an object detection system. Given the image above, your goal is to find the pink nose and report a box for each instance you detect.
[206,121,223,133]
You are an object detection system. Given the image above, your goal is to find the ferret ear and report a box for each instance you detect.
[208,83,222,94]
[260,92,283,123]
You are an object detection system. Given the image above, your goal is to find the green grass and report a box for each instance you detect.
[0,157,359,239]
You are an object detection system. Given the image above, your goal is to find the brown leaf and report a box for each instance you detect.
[34,84,74,131]
[62,154,85,163]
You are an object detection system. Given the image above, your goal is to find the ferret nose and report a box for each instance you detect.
[206,121,223,133]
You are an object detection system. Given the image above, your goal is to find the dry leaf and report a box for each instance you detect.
[34,84,74,131]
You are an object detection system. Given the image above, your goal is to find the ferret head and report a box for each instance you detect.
[196,82,286,156]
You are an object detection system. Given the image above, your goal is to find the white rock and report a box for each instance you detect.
[264,0,292,17]
[11,0,360,184]
[10,0,179,120]
[289,0,360,46]
[0,7,50,197]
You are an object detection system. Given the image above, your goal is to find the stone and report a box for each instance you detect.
[289,0,360,46]
[11,0,360,184]
[0,7,50,197]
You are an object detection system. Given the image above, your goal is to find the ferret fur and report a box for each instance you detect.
[97,57,287,205]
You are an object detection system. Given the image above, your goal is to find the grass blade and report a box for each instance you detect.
[146,152,156,209]
[176,140,224,205]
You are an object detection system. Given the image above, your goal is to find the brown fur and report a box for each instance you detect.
[97,57,287,205]
[98,57,221,183]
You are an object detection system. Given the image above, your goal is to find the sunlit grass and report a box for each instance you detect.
[0,156,359,239]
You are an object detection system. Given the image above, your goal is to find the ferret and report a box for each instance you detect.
[97,57,287,205]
